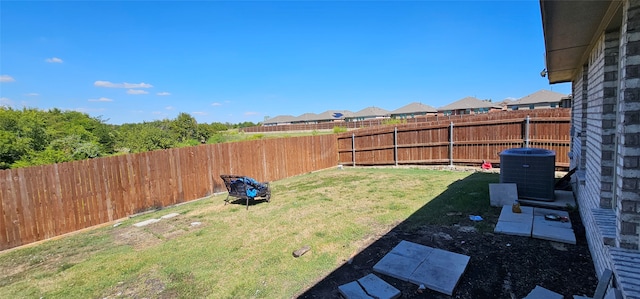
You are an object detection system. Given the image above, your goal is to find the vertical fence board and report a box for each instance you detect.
[0,170,11,249]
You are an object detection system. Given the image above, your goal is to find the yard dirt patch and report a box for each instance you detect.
[298,208,597,299]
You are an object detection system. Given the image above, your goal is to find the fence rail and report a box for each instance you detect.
[0,135,338,250]
[337,113,571,168]
[0,109,571,250]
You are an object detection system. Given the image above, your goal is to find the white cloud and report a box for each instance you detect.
[165,106,174,110]
[88,97,114,102]
[244,111,258,116]
[25,93,40,96]
[157,92,171,96]
[0,75,15,82]
[94,80,153,88]
[45,57,63,63]
[127,89,149,95]
[192,111,207,116]
[0,97,13,106]
[211,102,222,106]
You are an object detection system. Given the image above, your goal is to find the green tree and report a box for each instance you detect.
[171,113,197,142]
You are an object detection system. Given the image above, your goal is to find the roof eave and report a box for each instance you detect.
[541,0,622,84]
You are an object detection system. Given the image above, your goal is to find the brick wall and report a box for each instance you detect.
[571,67,586,171]
[616,0,640,250]
[575,33,616,276]
[586,33,605,209]
[602,30,621,209]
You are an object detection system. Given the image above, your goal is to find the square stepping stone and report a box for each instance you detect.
[497,205,534,222]
[338,274,400,299]
[532,208,576,244]
[133,218,160,227]
[494,205,534,237]
[409,248,470,296]
[523,285,563,299]
[161,212,180,219]
[373,240,470,296]
[489,183,518,207]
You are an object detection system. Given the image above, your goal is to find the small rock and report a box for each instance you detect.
[447,212,463,216]
[113,222,122,228]
[293,245,311,258]
[433,232,453,241]
[550,242,568,251]
[190,222,202,227]
[458,226,477,233]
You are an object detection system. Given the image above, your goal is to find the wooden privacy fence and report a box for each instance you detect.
[0,135,337,250]
[337,115,571,168]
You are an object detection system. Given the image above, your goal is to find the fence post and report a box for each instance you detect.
[352,133,356,167]
[394,127,398,166]
[449,122,454,167]
[524,115,530,148]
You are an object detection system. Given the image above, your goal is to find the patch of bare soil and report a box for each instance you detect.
[112,216,204,250]
[298,209,597,299]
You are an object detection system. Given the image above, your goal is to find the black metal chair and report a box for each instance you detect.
[220,175,271,210]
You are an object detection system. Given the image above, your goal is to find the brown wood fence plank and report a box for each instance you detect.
[0,170,13,249]
[15,168,33,245]
[32,166,48,241]
[92,158,106,224]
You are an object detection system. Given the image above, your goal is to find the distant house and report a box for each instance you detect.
[507,90,567,110]
[437,97,501,116]
[346,107,390,122]
[495,98,515,111]
[390,102,438,119]
[312,110,354,123]
[295,113,319,124]
[263,115,297,126]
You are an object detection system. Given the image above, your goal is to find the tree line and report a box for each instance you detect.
[0,107,257,169]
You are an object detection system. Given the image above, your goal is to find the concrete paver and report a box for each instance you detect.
[523,285,563,299]
[338,274,400,299]
[133,218,160,227]
[357,274,401,299]
[489,183,518,207]
[338,281,373,299]
[373,240,469,296]
[532,208,576,244]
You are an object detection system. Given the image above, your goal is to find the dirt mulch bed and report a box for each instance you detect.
[298,208,597,299]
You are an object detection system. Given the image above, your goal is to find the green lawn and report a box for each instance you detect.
[0,167,500,298]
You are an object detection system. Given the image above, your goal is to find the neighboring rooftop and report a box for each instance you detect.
[437,97,501,111]
[390,102,438,115]
[352,106,391,118]
[510,90,567,105]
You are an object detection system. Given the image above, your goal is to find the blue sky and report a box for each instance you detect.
[0,1,570,125]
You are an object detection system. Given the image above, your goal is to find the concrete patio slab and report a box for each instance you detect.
[373,240,470,296]
[523,285,563,299]
[494,220,533,237]
[497,205,534,222]
[390,239,434,258]
[494,205,534,237]
[357,274,401,299]
[409,248,470,296]
[161,212,180,219]
[519,190,576,209]
[489,183,518,207]
[373,251,423,282]
[133,218,160,227]
[532,208,576,244]
[338,281,373,299]
[338,274,402,299]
